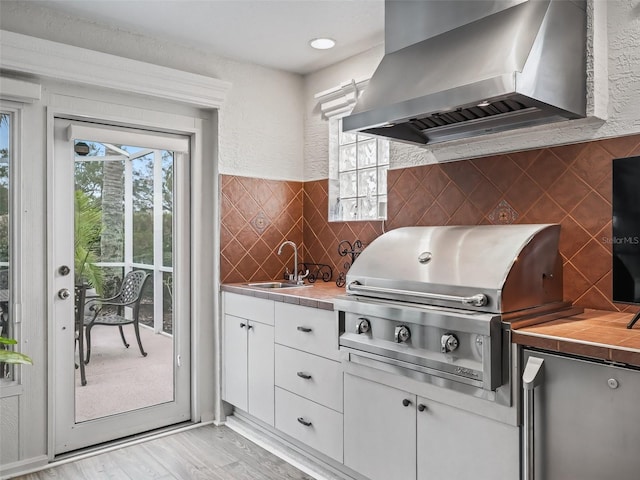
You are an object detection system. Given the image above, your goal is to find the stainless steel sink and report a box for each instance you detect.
[246,281,312,289]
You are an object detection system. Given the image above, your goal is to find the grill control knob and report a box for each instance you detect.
[356,318,371,334]
[441,334,459,353]
[395,325,411,343]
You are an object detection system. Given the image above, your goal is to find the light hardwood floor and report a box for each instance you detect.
[13,425,315,480]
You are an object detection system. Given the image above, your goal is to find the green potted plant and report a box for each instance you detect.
[0,336,32,365]
[74,190,103,294]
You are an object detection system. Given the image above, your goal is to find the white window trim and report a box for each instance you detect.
[314,78,369,120]
[316,78,389,222]
[0,102,24,395]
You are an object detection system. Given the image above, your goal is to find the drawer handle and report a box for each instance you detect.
[297,417,312,427]
[297,326,312,333]
[297,372,312,380]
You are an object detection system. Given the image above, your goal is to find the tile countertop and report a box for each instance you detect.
[222,285,640,367]
[221,282,345,311]
[512,309,640,367]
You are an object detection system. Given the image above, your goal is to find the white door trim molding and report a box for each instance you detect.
[0,30,231,109]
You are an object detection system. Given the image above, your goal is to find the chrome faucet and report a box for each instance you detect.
[277,241,308,285]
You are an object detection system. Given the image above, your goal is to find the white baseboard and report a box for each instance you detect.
[225,413,360,480]
[0,454,48,480]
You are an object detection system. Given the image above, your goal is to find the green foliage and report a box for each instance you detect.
[75,190,104,294]
[0,336,32,365]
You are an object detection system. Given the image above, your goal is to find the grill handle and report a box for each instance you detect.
[522,356,545,480]
[347,282,487,307]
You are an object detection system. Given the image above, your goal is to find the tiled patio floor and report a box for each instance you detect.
[75,324,174,422]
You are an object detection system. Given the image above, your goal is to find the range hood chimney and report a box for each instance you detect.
[342,0,587,146]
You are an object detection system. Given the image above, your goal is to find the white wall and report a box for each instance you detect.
[0,0,305,182]
[303,0,640,180]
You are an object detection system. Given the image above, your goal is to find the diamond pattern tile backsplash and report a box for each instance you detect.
[221,134,640,313]
[220,175,303,283]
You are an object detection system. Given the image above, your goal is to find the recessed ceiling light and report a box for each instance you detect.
[309,38,336,50]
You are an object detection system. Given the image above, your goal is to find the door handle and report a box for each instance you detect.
[522,356,545,480]
[58,288,71,300]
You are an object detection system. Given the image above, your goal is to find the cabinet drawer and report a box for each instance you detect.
[224,292,274,325]
[275,345,343,412]
[274,303,338,360]
[275,387,343,463]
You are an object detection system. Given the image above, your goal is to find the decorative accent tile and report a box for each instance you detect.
[488,200,519,224]
[250,211,270,234]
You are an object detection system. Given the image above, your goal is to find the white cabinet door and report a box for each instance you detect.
[344,374,416,480]
[417,396,519,480]
[248,321,275,426]
[223,314,248,411]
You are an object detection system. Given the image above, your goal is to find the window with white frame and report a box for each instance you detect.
[316,78,389,222]
[328,117,389,221]
[0,109,15,381]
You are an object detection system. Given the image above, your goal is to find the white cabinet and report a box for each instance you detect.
[223,314,249,411]
[417,397,519,479]
[274,302,344,462]
[344,373,416,480]
[344,373,519,480]
[222,293,275,426]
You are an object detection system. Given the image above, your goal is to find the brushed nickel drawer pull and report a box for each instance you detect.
[297,372,312,379]
[297,417,312,427]
[297,326,312,333]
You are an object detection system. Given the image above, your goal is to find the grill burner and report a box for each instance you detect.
[336,224,571,404]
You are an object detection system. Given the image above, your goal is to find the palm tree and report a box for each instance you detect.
[75,190,104,293]
[100,156,124,265]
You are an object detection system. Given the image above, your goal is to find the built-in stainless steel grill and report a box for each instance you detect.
[336,224,571,405]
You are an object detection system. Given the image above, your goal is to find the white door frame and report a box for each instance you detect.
[45,91,216,458]
[0,30,228,464]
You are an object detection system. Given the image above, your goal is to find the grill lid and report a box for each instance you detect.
[345,224,563,313]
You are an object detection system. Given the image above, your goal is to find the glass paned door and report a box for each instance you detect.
[53,118,191,454]
[0,112,13,381]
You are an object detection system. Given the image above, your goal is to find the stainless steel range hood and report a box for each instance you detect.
[342,0,587,146]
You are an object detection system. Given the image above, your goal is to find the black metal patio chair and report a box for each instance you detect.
[84,270,150,364]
